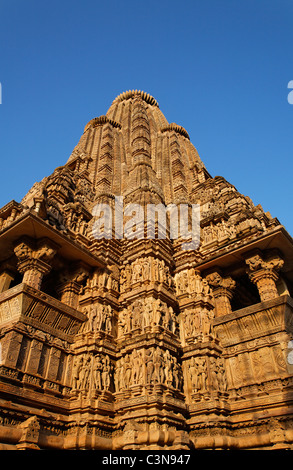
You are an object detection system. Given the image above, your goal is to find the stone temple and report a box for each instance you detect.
[0,90,293,450]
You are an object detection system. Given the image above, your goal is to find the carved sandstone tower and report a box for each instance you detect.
[0,90,293,449]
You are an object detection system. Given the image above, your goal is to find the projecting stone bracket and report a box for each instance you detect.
[16,416,40,450]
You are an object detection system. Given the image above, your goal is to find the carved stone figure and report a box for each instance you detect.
[93,354,103,390]
[188,357,199,392]
[146,348,155,384]
[132,260,142,282]
[72,356,83,390]
[142,258,150,281]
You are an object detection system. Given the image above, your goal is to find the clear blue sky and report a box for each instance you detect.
[0,0,292,235]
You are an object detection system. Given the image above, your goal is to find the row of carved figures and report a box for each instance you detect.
[81,304,113,334]
[120,257,172,292]
[82,264,214,297]
[174,268,212,297]
[80,263,215,298]
[115,347,183,392]
[79,263,218,299]
[82,269,119,293]
[119,298,177,336]
[79,299,215,338]
[201,219,237,245]
[71,353,113,392]
[187,356,227,394]
[71,350,228,397]
[71,349,183,394]
[51,200,259,243]
[183,307,215,339]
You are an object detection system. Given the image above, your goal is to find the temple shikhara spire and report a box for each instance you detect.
[0,90,293,450]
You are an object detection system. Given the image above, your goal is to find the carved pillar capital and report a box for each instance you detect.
[14,237,58,290]
[244,249,284,302]
[205,269,236,317]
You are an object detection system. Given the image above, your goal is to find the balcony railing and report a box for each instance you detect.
[0,282,87,342]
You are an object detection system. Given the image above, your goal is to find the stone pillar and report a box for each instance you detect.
[25,339,43,375]
[57,280,81,308]
[1,331,23,368]
[205,269,235,317]
[0,269,14,292]
[14,237,58,290]
[245,249,284,302]
[46,347,61,382]
[57,263,89,309]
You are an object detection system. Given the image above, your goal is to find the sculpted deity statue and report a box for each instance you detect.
[146,348,155,385]
[131,299,143,329]
[142,297,153,329]
[118,308,131,335]
[188,356,208,393]
[217,359,227,392]
[153,346,164,384]
[123,354,132,389]
[72,356,83,390]
[114,360,122,392]
[197,357,207,392]
[131,349,143,385]
[132,260,142,282]
[169,307,177,334]
[115,357,125,392]
[102,355,112,391]
[87,306,98,331]
[164,350,173,387]
[158,260,166,283]
[210,357,219,391]
[188,269,202,294]
[142,257,151,281]
[188,357,199,392]
[209,357,227,393]
[125,263,132,283]
[162,304,171,330]
[201,308,215,338]
[183,306,214,340]
[103,305,113,334]
[183,310,193,338]
[153,299,163,327]
[78,354,91,390]
[93,354,103,390]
